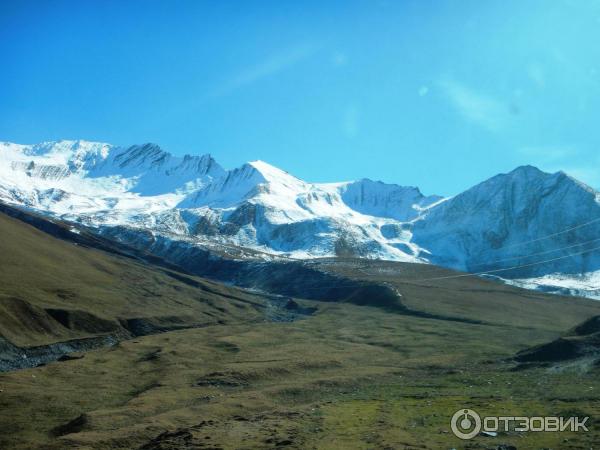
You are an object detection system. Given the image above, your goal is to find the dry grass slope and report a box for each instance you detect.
[1,211,600,449]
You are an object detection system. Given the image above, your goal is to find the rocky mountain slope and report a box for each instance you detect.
[1,139,599,298]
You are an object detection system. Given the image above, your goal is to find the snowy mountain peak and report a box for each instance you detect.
[0,139,113,182]
[1,139,112,165]
[2,138,599,298]
[248,160,303,181]
[456,165,600,214]
[412,165,600,276]
[508,164,545,176]
[337,178,443,221]
[86,144,226,196]
[247,160,308,193]
[106,144,223,179]
[179,160,305,209]
[112,143,170,169]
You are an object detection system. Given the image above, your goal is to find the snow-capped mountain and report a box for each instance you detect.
[1,139,599,299]
[412,166,600,277]
[0,140,424,260]
[175,159,426,259]
[0,141,225,218]
[338,179,442,222]
[89,142,225,196]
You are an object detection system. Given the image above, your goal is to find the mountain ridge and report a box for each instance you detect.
[1,139,599,298]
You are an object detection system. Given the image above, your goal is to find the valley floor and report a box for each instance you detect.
[1,300,599,450]
[1,208,600,449]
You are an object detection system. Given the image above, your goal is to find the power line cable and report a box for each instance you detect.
[413,244,600,282]
[247,241,600,293]
[404,217,600,277]
[261,241,600,291]
[469,236,600,268]
[235,218,600,291]
[498,217,600,250]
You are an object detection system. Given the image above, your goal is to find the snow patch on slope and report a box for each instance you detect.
[505,271,600,300]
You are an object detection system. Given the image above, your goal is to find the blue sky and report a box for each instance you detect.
[1,0,599,195]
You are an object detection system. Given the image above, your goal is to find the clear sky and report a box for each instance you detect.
[1,0,599,196]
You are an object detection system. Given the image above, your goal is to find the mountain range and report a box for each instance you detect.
[1,139,599,299]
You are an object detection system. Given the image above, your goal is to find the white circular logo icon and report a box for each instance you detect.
[451,408,481,440]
